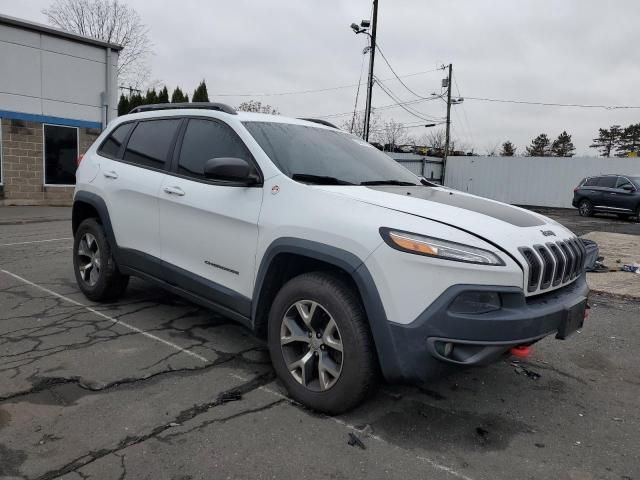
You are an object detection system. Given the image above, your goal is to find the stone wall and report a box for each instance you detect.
[0,118,100,205]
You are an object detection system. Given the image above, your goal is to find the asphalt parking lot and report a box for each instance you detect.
[1,207,639,480]
[528,206,640,237]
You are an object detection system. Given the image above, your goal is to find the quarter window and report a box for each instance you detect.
[123,119,181,169]
[98,123,134,158]
[44,124,78,185]
[177,119,253,180]
[583,177,598,187]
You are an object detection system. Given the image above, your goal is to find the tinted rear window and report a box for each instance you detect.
[583,177,598,187]
[123,119,181,169]
[98,123,134,158]
[596,176,617,188]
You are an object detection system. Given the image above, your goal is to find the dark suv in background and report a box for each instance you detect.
[573,174,640,220]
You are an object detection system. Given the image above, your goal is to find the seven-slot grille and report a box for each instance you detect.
[519,238,585,294]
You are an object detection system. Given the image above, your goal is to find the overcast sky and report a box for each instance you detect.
[2,0,640,155]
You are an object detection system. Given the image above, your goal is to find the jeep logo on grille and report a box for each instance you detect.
[540,230,556,237]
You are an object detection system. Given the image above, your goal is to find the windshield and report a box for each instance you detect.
[243,121,422,185]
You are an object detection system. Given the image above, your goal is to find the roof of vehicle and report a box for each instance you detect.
[120,104,341,130]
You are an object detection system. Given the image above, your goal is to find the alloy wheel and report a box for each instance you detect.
[280,300,344,391]
[579,201,592,216]
[77,233,101,286]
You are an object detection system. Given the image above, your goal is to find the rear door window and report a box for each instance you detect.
[177,118,253,180]
[98,123,134,158]
[123,119,182,170]
[596,176,617,188]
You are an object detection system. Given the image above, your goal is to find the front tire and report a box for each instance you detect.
[578,199,594,217]
[268,272,377,414]
[73,218,129,302]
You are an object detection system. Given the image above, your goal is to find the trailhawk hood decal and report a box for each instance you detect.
[368,186,545,227]
[314,185,575,249]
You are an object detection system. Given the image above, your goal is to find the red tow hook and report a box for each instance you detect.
[510,345,531,358]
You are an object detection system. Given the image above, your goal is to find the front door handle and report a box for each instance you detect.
[103,170,118,179]
[163,186,185,196]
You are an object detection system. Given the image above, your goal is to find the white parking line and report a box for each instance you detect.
[0,269,210,363]
[2,270,472,480]
[228,374,475,480]
[0,237,72,247]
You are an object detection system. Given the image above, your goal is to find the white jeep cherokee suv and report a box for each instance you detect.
[72,103,588,413]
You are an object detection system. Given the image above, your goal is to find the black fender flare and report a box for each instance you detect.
[72,191,119,257]
[252,237,403,381]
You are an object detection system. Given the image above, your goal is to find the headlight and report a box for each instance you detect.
[379,228,505,266]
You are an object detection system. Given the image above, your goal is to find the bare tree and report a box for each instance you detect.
[237,100,280,115]
[379,119,408,152]
[340,110,381,139]
[484,142,500,156]
[418,129,446,150]
[43,0,152,87]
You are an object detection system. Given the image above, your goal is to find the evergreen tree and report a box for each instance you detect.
[500,141,516,156]
[145,88,158,104]
[117,94,130,116]
[192,80,209,102]
[157,86,169,103]
[184,93,189,103]
[551,131,575,157]
[171,86,187,103]
[129,92,144,111]
[590,125,621,157]
[616,123,640,157]
[525,133,551,156]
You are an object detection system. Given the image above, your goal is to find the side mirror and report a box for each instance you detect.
[203,157,258,184]
[622,184,635,192]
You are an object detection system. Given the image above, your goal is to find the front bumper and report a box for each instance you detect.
[383,275,589,382]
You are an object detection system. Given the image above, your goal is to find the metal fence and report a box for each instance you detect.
[445,155,640,208]
[390,154,443,183]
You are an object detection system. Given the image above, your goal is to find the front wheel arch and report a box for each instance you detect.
[252,238,404,382]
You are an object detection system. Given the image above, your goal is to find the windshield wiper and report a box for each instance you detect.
[360,180,419,186]
[291,174,354,185]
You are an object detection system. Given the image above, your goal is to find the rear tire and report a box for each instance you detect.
[578,199,593,217]
[73,218,129,302]
[267,272,377,414]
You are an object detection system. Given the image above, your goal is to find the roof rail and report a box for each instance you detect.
[129,102,237,115]
[298,118,339,129]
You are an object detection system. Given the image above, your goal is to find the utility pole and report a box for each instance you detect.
[442,63,453,185]
[363,0,378,142]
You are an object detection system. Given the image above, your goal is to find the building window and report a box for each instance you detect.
[44,124,78,185]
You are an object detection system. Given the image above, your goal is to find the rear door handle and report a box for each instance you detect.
[163,186,185,196]
[103,170,118,179]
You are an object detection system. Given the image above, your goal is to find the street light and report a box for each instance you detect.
[350,1,379,142]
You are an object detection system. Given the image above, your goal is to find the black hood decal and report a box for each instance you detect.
[367,186,545,228]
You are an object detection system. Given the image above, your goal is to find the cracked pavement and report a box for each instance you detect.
[1,207,639,480]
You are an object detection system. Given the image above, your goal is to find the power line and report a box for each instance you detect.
[209,67,445,98]
[374,76,445,122]
[452,73,475,148]
[464,96,640,110]
[374,42,445,100]
[312,94,446,119]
